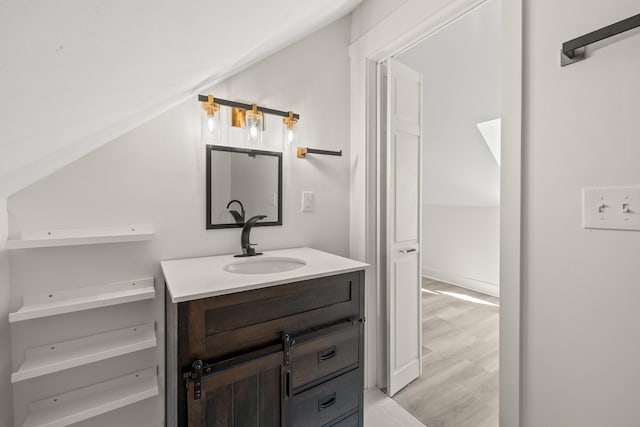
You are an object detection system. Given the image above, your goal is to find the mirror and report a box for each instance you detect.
[206,145,282,229]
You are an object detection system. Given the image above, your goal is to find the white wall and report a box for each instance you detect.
[0,199,12,427]
[5,17,351,426]
[396,0,501,207]
[422,205,499,296]
[522,1,640,426]
[350,0,407,43]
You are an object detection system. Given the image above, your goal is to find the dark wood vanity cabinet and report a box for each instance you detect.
[167,270,365,427]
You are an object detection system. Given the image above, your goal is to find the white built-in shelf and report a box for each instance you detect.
[23,367,158,427]
[12,323,157,383]
[7,224,155,250]
[9,278,155,323]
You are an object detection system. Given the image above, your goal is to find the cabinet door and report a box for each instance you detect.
[187,351,283,427]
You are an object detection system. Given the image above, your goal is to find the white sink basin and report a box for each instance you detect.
[224,257,307,275]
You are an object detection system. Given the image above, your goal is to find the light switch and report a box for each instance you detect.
[583,186,640,230]
[302,191,314,212]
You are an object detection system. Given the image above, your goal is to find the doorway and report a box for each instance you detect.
[348,0,522,423]
[375,0,502,425]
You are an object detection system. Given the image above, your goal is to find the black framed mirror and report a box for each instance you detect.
[206,145,282,229]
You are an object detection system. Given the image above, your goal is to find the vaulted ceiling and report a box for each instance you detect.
[0,0,362,197]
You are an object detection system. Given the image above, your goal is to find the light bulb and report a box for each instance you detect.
[202,111,221,145]
[282,111,298,151]
[246,107,263,145]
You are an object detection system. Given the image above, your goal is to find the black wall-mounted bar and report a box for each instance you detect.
[198,94,300,120]
[561,13,640,66]
[306,148,342,156]
[296,147,342,158]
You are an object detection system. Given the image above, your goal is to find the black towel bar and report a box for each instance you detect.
[561,13,640,66]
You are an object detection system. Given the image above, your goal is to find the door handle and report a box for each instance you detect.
[399,248,416,253]
[283,370,292,400]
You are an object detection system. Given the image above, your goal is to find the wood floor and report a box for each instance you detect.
[392,279,499,427]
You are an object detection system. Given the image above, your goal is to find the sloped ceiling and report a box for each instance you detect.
[0,0,362,197]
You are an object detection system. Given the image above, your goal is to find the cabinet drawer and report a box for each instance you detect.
[327,411,359,427]
[292,323,359,389]
[292,369,359,427]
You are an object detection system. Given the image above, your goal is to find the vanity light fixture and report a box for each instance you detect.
[282,111,299,150]
[198,94,299,149]
[201,95,221,145]
[245,104,263,146]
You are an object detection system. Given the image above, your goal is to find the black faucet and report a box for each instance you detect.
[235,215,267,257]
[226,199,245,224]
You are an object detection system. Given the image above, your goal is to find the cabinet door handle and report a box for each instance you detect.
[400,248,416,253]
[318,346,337,362]
[318,393,337,411]
[283,370,292,400]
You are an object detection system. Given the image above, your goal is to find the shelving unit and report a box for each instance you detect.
[7,224,154,250]
[9,222,162,425]
[22,367,159,427]
[9,278,155,323]
[12,323,157,383]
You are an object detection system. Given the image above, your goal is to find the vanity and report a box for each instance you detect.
[162,247,367,426]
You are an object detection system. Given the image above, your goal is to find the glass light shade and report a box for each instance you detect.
[282,112,298,152]
[282,122,299,151]
[202,111,221,145]
[246,109,263,145]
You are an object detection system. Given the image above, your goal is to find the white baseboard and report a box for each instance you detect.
[422,268,499,298]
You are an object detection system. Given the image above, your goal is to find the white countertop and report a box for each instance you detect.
[161,247,369,303]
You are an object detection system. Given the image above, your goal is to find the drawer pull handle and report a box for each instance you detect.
[318,393,337,411]
[400,248,416,253]
[319,346,337,362]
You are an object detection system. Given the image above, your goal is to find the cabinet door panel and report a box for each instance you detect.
[187,351,283,427]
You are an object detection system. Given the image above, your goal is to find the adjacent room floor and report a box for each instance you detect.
[392,279,499,427]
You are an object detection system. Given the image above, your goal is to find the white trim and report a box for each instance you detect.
[349,0,521,424]
[422,269,499,298]
[498,0,523,424]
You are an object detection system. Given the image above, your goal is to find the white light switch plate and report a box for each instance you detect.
[302,191,314,212]
[583,186,640,230]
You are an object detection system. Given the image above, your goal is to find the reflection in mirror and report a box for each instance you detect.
[206,145,282,229]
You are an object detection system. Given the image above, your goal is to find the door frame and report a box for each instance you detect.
[348,0,522,425]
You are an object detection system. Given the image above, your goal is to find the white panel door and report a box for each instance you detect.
[385,58,423,397]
